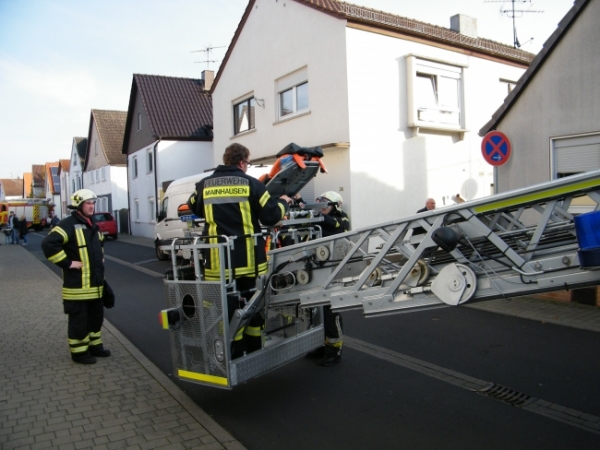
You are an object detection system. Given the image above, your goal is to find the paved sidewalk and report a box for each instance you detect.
[0,244,245,450]
[2,235,600,449]
[466,295,600,333]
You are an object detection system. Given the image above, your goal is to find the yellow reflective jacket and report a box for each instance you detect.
[187,165,288,280]
[42,211,105,300]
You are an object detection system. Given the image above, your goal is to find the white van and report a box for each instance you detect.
[154,165,271,260]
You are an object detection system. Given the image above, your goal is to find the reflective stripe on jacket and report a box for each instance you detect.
[187,165,287,280]
[42,211,105,300]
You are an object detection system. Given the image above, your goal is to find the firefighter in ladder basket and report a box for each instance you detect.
[187,143,293,358]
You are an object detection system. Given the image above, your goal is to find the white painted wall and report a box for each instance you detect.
[344,27,526,228]
[212,0,527,231]
[128,143,156,238]
[128,140,213,238]
[212,0,350,161]
[156,140,213,190]
[67,141,83,218]
[109,166,128,211]
[59,168,69,218]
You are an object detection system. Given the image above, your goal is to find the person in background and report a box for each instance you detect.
[51,213,60,228]
[3,217,12,245]
[9,211,19,245]
[417,197,436,213]
[307,191,350,366]
[18,215,28,246]
[187,143,292,358]
[414,197,436,237]
[42,189,111,365]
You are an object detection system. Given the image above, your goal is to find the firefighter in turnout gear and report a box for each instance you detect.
[309,191,350,366]
[42,189,111,364]
[187,143,293,358]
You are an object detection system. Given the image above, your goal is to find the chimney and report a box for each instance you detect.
[202,70,214,91]
[450,14,477,39]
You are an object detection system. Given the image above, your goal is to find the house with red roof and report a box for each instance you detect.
[211,0,535,228]
[31,165,45,198]
[83,109,129,219]
[44,162,60,210]
[122,73,213,238]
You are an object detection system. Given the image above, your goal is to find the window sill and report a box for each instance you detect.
[231,128,256,139]
[274,109,311,125]
[409,124,467,140]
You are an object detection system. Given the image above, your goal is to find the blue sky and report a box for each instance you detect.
[0,0,575,179]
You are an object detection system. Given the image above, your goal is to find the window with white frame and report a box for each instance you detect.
[101,166,106,181]
[89,171,94,184]
[277,67,309,120]
[77,176,82,190]
[149,196,155,222]
[407,56,464,129]
[72,180,75,192]
[94,141,98,156]
[147,150,153,174]
[233,96,256,135]
[551,133,600,179]
[132,156,138,178]
[95,169,100,183]
[137,112,142,131]
[96,197,104,212]
[134,199,140,221]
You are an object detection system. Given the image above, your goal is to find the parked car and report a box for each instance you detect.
[92,212,118,239]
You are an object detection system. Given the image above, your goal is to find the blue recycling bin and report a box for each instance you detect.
[574,211,600,268]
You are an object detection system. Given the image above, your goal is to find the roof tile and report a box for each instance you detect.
[92,110,128,165]
[133,74,213,139]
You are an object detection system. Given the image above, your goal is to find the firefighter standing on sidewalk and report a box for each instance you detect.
[42,189,112,364]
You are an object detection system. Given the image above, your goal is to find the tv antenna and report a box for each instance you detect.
[191,45,226,70]
[485,0,543,48]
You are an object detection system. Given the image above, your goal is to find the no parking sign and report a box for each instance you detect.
[481,131,511,166]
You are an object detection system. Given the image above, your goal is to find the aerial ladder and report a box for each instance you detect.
[160,160,600,389]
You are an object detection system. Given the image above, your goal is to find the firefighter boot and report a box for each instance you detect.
[244,334,262,354]
[89,345,111,357]
[305,346,325,359]
[72,352,97,364]
[319,345,342,366]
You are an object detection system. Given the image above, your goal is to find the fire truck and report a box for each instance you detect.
[0,198,52,231]
[159,145,600,390]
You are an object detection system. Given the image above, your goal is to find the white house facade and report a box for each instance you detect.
[66,137,86,217]
[58,160,70,218]
[212,0,532,230]
[83,110,128,218]
[127,140,213,238]
[122,74,214,239]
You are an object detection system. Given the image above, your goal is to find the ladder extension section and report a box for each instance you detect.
[251,170,600,319]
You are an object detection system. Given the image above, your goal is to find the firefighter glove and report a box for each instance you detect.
[103,280,115,308]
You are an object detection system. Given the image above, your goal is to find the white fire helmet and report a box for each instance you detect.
[70,189,98,209]
[317,191,343,212]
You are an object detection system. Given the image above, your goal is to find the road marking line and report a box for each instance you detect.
[134,258,160,266]
[345,336,600,435]
[104,254,164,278]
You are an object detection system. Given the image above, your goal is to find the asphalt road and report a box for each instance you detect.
[27,231,600,450]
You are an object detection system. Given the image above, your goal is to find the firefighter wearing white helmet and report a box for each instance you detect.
[69,188,98,209]
[42,188,112,365]
[309,190,350,366]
